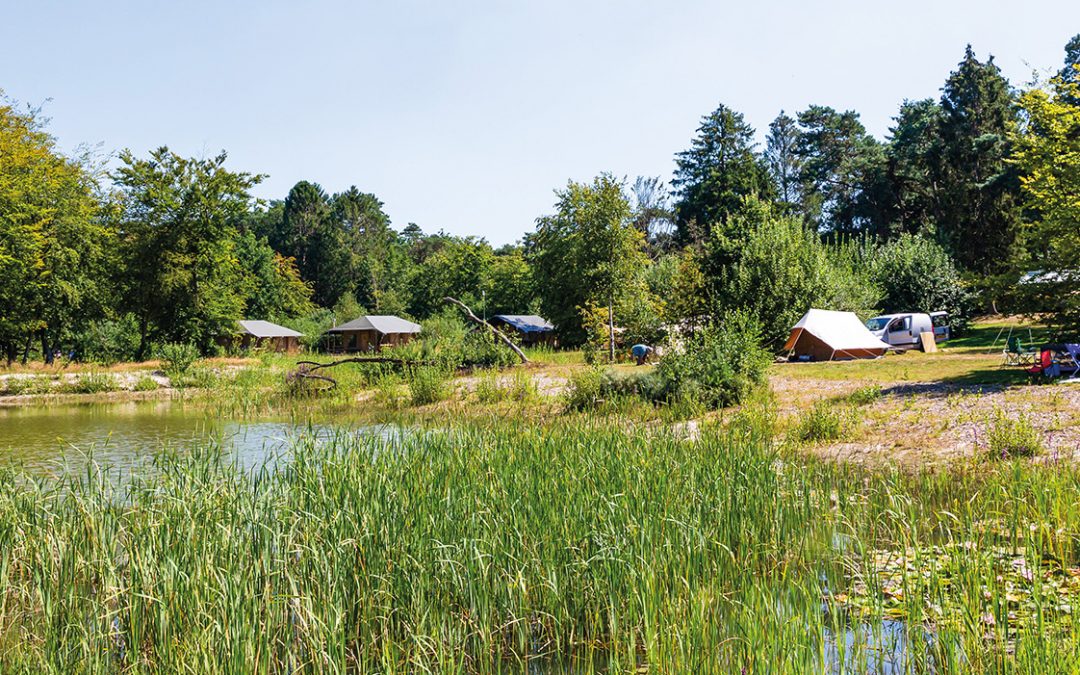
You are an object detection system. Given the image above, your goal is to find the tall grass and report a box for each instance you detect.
[1,415,1080,670]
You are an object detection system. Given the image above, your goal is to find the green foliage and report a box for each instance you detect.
[60,371,118,395]
[1011,69,1080,338]
[176,367,219,390]
[234,231,314,322]
[869,233,973,331]
[562,367,605,411]
[474,370,538,404]
[158,343,199,376]
[985,409,1043,458]
[845,385,883,407]
[795,105,888,236]
[69,316,141,365]
[673,103,776,241]
[706,202,881,349]
[407,366,450,406]
[654,310,772,409]
[935,46,1021,275]
[793,401,857,443]
[530,174,648,348]
[132,375,160,392]
[113,147,261,357]
[0,94,109,366]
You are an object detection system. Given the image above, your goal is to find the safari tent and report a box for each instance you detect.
[783,309,890,361]
[490,314,556,347]
[231,320,303,353]
[325,315,422,353]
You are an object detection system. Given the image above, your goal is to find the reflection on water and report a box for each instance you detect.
[0,400,391,477]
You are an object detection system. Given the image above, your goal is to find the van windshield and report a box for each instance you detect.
[865,317,890,331]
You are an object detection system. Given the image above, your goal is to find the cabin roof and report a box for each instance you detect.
[327,315,422,335]
[492,314,554,333]
[237,320,303,338]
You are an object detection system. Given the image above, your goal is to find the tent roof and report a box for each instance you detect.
[492,314,554,333]
[783,309,890,353]
[327,315,422,335]
[237,320,303,338]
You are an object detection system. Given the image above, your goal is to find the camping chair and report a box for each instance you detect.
[1002,336,1037,366]
[1027,348,1055,377]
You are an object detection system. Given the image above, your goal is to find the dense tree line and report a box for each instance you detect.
[2,39,1078,364]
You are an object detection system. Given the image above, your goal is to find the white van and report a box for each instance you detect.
[865,312,950,350]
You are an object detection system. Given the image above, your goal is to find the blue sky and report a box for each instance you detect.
[3,1,1078,245]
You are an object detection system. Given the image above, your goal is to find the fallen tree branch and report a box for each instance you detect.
[442,296,529,364]
[287,356,435,391]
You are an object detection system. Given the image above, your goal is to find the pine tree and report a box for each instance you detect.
[765,111,802,207]
[935,46,1021,274]
[672,104,774,243]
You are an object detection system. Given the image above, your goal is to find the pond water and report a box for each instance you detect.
[0,400,383,477]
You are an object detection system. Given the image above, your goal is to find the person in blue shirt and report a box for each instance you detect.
[631,343,653,366]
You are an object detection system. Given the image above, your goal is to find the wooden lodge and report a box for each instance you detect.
[324,315,422,353]
[228,320,303,353]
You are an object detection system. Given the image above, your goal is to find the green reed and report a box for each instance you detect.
[0,411,1079,672]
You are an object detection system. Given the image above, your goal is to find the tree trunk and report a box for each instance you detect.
[41,330,52,365]
[21,335,32,365]
[607,292,615,363]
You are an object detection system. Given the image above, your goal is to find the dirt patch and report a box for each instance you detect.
[774,375,1080,466]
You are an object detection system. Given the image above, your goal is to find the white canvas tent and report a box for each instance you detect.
[783,309,890,361]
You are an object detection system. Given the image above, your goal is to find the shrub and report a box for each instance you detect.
[61,372,118,394]
[69,315,141,365]
[985,409,1043,458]
[563,367,606,411]
[159,343,200,376]
[506,370,539,403]
[708,203,882,349]
[408,367,449,406]
[793,401,856,443]
[870,234,973,332]
[654,310,772,409]
[174,368,218,390]
[133,375,160,392]
[474,371,503,404]
[846,385,883,406]
[372,375,405,410]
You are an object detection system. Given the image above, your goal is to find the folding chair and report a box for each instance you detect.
[1027,348,1054,376]
[1002,336,1037,366]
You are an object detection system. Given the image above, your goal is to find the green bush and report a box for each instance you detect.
[793,401,856,443]
[70,315,141,365]
[372,374,406,410]
[60,372,118,394]
[870,233,973,332]
[174,368,218,390]
[654,310,772,409]
[158,343,200,376]
[563,367,606,411]
[845,385,883,406]
[506,371,538,403]
[408,367,449,406]
[707,202,882,349]
[133,375,160,392]
[985,409,1043,458]
[474,371,503,404]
